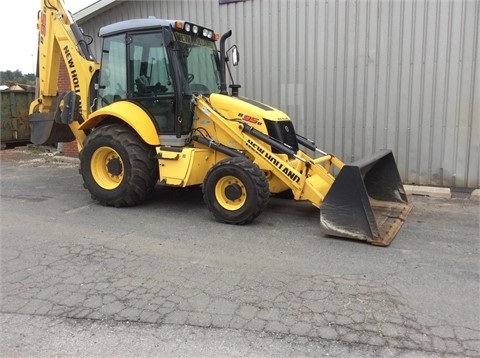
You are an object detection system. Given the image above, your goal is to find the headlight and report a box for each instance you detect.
[203,29,213,38]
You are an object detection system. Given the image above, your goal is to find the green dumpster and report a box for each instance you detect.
[1,90,34,146]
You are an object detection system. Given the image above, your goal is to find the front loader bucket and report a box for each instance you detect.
[320,150,412,246]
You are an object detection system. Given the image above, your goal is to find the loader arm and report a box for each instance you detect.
[29,0,100,148]
[193,95,343,206]
[193,94,412,246]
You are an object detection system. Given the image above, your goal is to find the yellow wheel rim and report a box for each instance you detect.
[91,146,124,190]
[215,175,247,211]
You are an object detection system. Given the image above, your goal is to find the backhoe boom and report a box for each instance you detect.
[29,0,99,147]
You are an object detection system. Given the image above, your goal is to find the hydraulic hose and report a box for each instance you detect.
[70,22,95,61]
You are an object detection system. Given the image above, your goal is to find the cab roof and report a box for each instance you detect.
[99,17,177,37]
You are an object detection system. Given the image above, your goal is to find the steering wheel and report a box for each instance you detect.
[187,74,194,83]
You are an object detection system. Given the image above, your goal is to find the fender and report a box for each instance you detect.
[78,101,160,146]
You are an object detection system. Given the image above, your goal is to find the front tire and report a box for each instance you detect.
[203,157,270,225]
[80,124,158,207]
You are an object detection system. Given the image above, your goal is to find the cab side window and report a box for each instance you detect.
[98,34,127,108]
[129,33,173,97]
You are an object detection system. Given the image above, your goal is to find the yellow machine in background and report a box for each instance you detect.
[29,0,412,246]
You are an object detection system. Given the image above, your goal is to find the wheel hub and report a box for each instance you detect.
[91,146,124,190]
[224,183,242,201]
[214,175,247,211]
[107,157,123,176]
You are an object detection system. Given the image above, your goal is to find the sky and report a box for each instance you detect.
[0,0,98,74]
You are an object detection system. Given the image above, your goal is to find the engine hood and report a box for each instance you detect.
[208,94,290,125]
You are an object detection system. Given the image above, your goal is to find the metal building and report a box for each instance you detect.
[76,0,479,189]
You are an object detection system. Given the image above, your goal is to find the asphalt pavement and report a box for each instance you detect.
[1,147,479,357]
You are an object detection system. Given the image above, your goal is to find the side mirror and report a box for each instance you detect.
[231,46,239,66]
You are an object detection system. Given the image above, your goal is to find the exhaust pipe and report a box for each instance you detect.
[219,30,232,95]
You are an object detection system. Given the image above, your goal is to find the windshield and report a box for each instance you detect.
[172,31,221,95]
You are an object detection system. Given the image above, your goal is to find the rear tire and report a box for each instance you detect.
[80,124,158,207]
[203,157,270,224]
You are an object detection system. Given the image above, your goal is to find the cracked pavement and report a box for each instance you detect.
[1,148,479,357]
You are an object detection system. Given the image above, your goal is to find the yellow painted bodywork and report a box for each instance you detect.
[208,94,290,135]
[29,0,100,147]
[157,147,218,186]
[192,94,345,206]
[153,92,339,199]
[79,101,161,146]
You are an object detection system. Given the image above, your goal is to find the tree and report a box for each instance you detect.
[0,70,36,86]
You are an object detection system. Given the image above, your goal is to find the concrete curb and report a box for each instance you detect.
[470,189,480,201]
[403,185,452,199]
[404,185,480,201]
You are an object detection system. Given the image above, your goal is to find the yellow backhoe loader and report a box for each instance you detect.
[29,0,412,246]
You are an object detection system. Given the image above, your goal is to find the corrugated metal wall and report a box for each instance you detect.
[79,0,479,188]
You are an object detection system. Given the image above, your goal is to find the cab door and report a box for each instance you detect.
[127,31,176,134]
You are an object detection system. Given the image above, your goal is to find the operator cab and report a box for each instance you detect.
[97,18,222,145]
